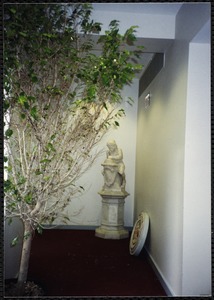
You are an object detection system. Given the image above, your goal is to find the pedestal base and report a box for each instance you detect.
[95,191,129,240]
[95,226,129,239]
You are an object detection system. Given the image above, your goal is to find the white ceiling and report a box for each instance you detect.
[92,3,210,78]
[192,20,210,44]
[92,3,183,78]
[92,3,182,16]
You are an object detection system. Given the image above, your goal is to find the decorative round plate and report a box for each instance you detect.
[129,211,149,256]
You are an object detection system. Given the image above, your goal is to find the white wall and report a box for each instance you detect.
[61,3,180,228]
[134,3,211,296]
[91,8,177,39]
[135,39,188,295]
[182,38,211,296]
[54,79,139,227]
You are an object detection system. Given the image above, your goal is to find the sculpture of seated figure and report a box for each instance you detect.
[102,140,126,192]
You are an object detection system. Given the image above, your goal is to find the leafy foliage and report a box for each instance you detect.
[4,4,144,292]
[4,3,143,228]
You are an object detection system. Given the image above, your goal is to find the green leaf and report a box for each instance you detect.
[24,193,33,204]
[46,142,56,152]
[101,74,109,86]
[42,33,56,38]
[23,101,30,109]
[9,8,16,14]
[5,165,12,172]
[50,134,56,140]
[109,20,119,28]
[63,216,70,221]
[11,236,19,247]
[20,113,26,119]
[5,128,13,138]
[4,179,13,191]
[44,47,52,55]
[87,85,96,98]
[18,94,27,105]
[51,216,56,223]
[36,225,43,234]
[44,104,50,110]
[7,218,13,225]
[3,101,10,111]
[24,232,31,240]
[40,159,51,164]
[31,74,38,83]
[114,121,120,127]
[18,176,26,185]
[118,108,125,114]
[30,106,38,120]
[19,31,28,37]
[103,102,108,110]
[35,169,43,175]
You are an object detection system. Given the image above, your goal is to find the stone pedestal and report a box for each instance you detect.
[96,140,129,239]
[95,191,129,239]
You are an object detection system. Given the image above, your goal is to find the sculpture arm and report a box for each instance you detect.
[109,148,123,160]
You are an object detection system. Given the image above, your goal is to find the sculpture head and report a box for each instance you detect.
[107,139,117,152]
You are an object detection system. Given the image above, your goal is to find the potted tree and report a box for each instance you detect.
[4,3,143,296]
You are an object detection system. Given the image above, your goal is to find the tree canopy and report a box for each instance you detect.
[4,3,143,230]
[4,4,143,293]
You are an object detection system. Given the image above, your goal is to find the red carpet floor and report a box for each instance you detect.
[28,229,166,297]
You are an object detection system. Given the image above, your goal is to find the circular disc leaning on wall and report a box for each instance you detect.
[129,211,149,256]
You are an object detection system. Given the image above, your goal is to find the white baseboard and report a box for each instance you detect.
[144,246,175,296]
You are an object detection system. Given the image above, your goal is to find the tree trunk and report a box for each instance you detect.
[16,221,34,296]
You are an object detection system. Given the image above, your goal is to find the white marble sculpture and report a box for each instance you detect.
[101,139,126,194]
[95,140,129,239]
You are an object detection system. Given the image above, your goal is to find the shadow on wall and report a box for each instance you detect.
[4,217,24,279]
